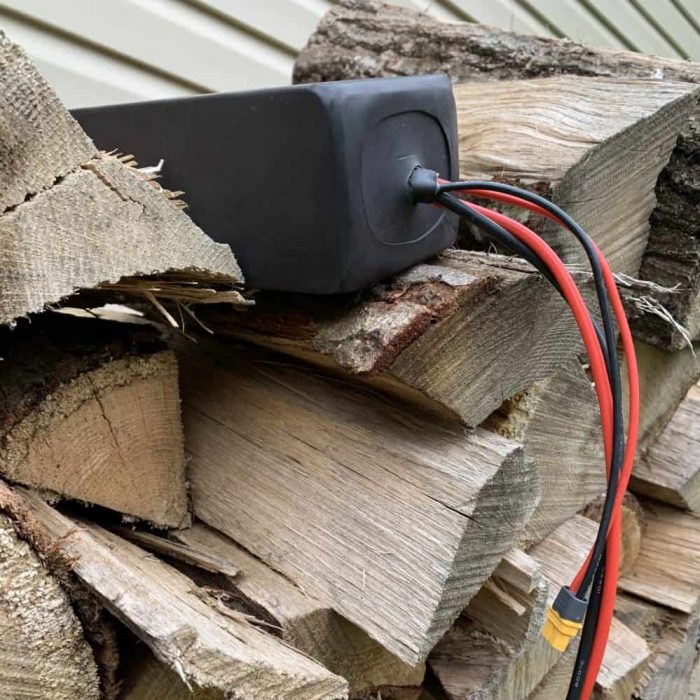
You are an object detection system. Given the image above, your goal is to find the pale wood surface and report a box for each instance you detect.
[23,490,349,700]
[488,358,606,546]
[0,30,95,212]
[0,316,189,527]
[174,523,425,696]
[429,548,549,700]
[0,31,242,326]
[178,339,539,665]
[294,0,700,349]
[635,382,700,511]
[616,594,700,700]
[620,501,700,614]
[626,339,700,452]
[429,516,648,699]
[450,77,696,276]
[203,250,584,428]
[0,509,100,699]
[114,526,240,578]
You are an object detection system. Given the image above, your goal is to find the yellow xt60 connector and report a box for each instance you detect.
[542,586,587,652]
[543,607,584,651]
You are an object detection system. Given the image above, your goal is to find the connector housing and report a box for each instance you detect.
[73,75,458,293]
[542,586,588,652]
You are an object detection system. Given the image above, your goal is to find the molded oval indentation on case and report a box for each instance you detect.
[361,110,451,246]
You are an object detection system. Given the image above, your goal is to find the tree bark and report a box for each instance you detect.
[202,250,585,428]
[294,0,700,349]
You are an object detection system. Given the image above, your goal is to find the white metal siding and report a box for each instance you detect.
[0,0,698,109]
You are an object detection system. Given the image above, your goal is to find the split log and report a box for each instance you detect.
[487,358,606,546]
[202,250,584,428]
[624,338,700,508]
[172,522,425,697]
[582,492,644,578]
[21,488,348,700]
[428,516,648,699]
[0,315,188,528]
[0,497,101,699]
[616,594,700,700]
[0,30,242,326]
[294,0,700,348]
[177,338,539,665]
[444,77,691,276]
[217,291,606,545]
[620,500,700,614]
[633,380,700,511]
[627,338,700,453]
[428,548,550,700]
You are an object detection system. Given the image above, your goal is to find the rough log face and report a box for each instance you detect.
[620,501,700,615]
[633,381,700,511]
[452,77,694,276]
[22,490,349,700]
[429,517,648,700]
[0,31,242,327]
[177,339,539,665]
[616,594,700,700]
[294,0,700,348]
[487,358,606,546]
[0,485,101,700]
[203,250,584,428]
[173,523,425,697]
[625,339,700,508]
[0,315,189,528]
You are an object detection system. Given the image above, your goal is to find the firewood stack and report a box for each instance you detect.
[0,2,699,698]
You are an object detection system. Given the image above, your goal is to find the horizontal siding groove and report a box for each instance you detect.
[0,0,696,109]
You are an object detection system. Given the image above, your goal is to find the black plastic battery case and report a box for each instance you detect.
[73,74,458,293]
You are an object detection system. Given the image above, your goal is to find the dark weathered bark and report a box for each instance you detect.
[294,0,700,349]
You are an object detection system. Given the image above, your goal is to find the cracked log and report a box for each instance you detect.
[616,594,700,700]
[429,516,648,700]
[0,483,102,699]
[0,30,242,327]
[633,380,700,512]
[20,488,348,700]
[0,314,189,528]
[177,338,539,665]
[172,522,425,697]
[487,358,606,546]
[294,0,700,348]
[620,500,700,614]
[201,250,584,428]
[624,339,700,508]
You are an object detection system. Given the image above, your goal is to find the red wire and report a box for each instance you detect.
[451,191,639,699]
[466,202,615,465]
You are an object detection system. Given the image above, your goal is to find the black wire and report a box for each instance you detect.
[437,193,609,356]
[435,182,626,699]
[438,180,625,596]
[566,554,606,699]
